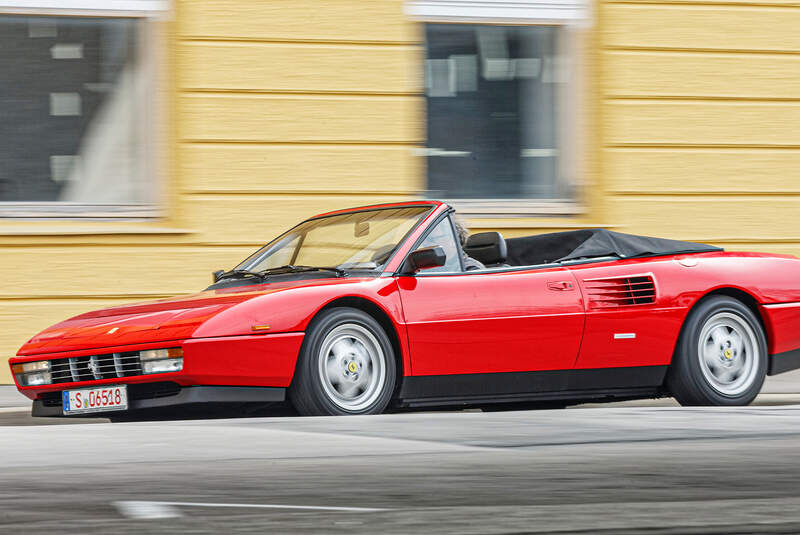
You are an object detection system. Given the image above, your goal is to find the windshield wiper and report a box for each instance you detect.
[261,265,348,277]
[215,269,269,282]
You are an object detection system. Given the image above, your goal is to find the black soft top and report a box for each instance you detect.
[505,229,722,266]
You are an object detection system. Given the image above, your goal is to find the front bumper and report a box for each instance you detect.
[12,332,305,400]
[32,382,286,417]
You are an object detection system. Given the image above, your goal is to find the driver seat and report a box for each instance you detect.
[464,232,509,268]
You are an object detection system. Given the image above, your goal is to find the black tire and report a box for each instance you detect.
[667,296,767,406]
[289,307,397,416]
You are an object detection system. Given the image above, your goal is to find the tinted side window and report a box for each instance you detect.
[413,217,461,273]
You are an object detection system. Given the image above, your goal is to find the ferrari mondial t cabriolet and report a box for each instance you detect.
[10,200,800,417]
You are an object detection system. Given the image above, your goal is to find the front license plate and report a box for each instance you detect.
[62,385,128,415]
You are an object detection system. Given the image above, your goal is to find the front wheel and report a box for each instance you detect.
[667,296,767,406]
[289,307,397,416]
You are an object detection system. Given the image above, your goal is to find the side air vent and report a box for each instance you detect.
[584,275,656,308]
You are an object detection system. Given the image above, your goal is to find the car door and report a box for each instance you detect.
[395,215,585,383]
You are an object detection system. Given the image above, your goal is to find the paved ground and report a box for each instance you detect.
[4,395,800,533]
[2,370,799,533]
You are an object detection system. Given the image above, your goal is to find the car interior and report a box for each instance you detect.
[372,219,720,275]
[461,226,723,272]
[464,229,601,269]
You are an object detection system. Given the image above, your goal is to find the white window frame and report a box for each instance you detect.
[0,1,168,219]
[407,0,589,217]
[0,1,167,17]
[406,0,589,25]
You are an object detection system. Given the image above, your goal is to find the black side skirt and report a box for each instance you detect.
[399,366,668,407]
[768,348,800,376]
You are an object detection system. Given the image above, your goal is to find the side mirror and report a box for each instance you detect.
[212,269,225,282]
[402,246,446,273]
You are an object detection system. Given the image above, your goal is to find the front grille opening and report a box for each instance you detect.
[49,351,142,384]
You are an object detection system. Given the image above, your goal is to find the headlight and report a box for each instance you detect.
[11,360,52,386]
[140,348,183,361]
[20,371,52,386]
[140,348,183,375]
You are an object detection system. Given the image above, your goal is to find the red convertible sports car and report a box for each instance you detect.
[9,200,800,417]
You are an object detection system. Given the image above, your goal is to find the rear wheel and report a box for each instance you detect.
[667,296,766,406]
[289,307,397,416]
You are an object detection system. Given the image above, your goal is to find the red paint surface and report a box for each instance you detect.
[10,200,800,400]
[397,268,584,375]
[568,253,800,368]
[761,304,800,355]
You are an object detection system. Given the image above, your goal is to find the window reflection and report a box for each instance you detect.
[0,16,151,208]
[424,24,573,201]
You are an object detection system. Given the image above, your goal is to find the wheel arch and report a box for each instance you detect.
[700,287,767,334]
[313,296,406,388]
[665,287,769,404]
[670,287,768,368]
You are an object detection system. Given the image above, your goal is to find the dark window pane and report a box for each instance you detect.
[425,24,570,200]
[0,16,149,206]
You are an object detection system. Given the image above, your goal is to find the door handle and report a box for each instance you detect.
[547,281,574,291]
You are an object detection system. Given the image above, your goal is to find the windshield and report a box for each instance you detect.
[236,206,433,273]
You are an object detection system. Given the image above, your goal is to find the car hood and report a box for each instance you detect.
[17,277,367,356]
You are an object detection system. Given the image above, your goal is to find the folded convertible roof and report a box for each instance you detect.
[505,229,722,266]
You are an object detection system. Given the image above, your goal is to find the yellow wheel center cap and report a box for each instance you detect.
[348,362,358,373]
[724,349,733,360]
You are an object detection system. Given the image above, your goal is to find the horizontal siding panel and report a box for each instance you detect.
[609,196,800,240]
[178,42,422,94]
[605,148,800,192]
[711,243,800,258]
[466,222,611,238]
[604,4,800,52]
[178,0,417,43]
[0,246,258,297]
[612,0,800,5]
[606,101,800,146]
[182,194,413,243]
[604,51,800,99]
[180,95,423,143]
[181,144,422,193]
[0,228,193,246]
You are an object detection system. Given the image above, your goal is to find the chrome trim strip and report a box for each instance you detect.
[113,352,124,378]
[68,357,79,382]
[614,333,637,339]
[762,302,800,309]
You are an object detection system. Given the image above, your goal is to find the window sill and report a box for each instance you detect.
[0,224,193,237]
[447,199,585,218]
[0,203,163,220]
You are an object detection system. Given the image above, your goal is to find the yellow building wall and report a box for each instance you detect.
[0,0,424,384]
[5,0,796,385]
[600,0,800,253]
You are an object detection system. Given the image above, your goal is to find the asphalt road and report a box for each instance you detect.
[4,400,800,534]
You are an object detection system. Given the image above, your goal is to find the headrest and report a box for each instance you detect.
[465,231,507,265]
